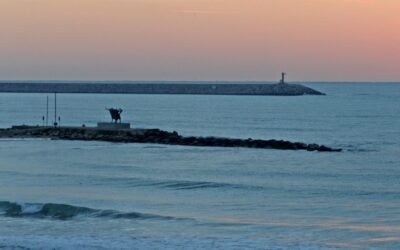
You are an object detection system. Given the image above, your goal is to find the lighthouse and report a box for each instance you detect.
[280,72,286,84]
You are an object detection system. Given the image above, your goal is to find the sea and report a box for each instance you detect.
[0,83,399,250]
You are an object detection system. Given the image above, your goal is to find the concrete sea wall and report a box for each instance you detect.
[0,82,325,96]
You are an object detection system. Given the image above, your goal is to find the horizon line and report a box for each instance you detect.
[0,80,399,84]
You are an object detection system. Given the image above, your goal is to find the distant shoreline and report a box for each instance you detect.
[0,82,325,96]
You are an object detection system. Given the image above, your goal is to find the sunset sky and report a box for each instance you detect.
[0,0,399,81]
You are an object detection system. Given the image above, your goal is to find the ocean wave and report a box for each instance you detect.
[153,180,242,190]
[0,201,179,221]
[337,143,378,153]
[0,138,51,142]
[347,148,379,153]
[0,169,264,191]
[100,177,264,191]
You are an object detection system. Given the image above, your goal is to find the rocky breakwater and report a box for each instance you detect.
[0,126,342,152]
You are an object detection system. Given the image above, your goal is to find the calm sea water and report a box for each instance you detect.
[0,83,399,249]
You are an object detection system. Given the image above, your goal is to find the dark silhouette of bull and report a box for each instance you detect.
[106,108,123,123]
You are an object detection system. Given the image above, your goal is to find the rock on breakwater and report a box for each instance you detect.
[0,126,341,152]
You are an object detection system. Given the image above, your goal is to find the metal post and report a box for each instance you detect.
[46,96,49,126]
[54,92,57,127]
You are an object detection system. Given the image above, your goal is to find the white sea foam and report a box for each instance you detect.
[18,203,44,214]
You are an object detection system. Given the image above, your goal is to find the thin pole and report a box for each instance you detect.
[54,92,57,127]
[46,96,49,126]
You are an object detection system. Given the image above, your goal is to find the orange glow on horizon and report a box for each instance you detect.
[0,0,399,81]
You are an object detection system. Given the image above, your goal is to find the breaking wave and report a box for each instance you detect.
[0,201,181,221]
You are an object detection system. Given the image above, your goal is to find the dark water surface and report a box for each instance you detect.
[0,83,399,249]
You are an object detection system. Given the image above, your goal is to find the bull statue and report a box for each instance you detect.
[106,108,123,123]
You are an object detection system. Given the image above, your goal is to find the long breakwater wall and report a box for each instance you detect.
[0,82,325,96]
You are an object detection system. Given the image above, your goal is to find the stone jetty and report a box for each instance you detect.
[0,126,341,152]
[0,82,325,96]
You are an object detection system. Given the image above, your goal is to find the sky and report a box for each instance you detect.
[0,0,399,82]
